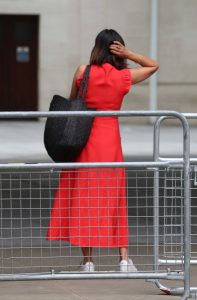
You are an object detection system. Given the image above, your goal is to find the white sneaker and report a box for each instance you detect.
[79,261,95,272]
[119,258,137,272]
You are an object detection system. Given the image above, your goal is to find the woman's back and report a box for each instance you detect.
[77,63,131,110]
[75,63,132,163]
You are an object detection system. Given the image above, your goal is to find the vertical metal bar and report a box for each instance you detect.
[153,118,161,274]
[0,173,3,273]
[48,169,53,272]
[145,170,149,266]
[150,0,158,122]
[180,170,184,259]
[19,174,22,271]
[10,174,13,274]
[136,172,139,265]
[153,169,159,271]
[181,115,191,300]
[29,173,33,271]
[97,168,101,271]
[164,169,167,257]
[39,172,42,273]
[174,170,178,256]
[172,170,176,256]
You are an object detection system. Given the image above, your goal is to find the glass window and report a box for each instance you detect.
[15,22,33,42]
[16,46,30,63]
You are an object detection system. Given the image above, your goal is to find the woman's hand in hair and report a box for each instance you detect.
[109,41,130,59]
[110,41,159,84]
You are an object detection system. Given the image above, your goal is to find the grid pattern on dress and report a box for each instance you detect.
[0,168,185,275]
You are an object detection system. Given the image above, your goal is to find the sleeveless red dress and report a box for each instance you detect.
[47,63,132,247]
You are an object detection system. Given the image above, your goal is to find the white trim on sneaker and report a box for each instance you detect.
[79,261,95,272]
[119,258,137,272]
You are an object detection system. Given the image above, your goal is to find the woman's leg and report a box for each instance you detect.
[119,246,137,271]
[81,247,93,263]
[119,247,128,261]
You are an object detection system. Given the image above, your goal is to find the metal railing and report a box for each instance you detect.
[0,110,191,300]
[151,113,197,298]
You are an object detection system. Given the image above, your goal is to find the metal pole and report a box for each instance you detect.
[153,117,161,276]
[150,0,158,122]
[152,115,191,300]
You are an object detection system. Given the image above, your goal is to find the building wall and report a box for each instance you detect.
[0,0,197,116]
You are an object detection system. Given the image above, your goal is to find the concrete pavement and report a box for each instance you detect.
[0,279,181,300]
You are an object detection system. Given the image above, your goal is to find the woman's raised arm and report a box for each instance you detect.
[110,41,159,84]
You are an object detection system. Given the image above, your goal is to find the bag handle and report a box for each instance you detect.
[76,65,91,100]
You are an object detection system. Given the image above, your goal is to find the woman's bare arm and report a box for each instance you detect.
[69,64,86,99]
[109,41,159,84]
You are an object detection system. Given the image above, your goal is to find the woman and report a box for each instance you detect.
[47,29,159,272]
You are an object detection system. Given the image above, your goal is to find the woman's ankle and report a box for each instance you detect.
[120,256,128,262]
[83,257,93,264]
[119,247,128,261]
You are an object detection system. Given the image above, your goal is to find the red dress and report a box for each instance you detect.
[47,63,132,247]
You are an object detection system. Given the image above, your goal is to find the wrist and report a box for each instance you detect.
[123,49,132,60]
[126,50,137,61]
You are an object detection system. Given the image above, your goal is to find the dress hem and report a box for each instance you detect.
[46,237,128,248]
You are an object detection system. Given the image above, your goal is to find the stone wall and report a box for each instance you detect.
[0,0,196,118]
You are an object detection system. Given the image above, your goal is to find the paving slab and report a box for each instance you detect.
[0,279,180,300]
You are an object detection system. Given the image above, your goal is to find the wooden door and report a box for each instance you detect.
[0,15,39,111]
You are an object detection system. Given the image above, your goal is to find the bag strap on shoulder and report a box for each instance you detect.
[77,65,91,100]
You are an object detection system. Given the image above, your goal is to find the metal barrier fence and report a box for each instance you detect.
[0,111,190,300]
[152,114,197,298]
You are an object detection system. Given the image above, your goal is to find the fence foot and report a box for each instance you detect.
[146,279,172,295]
[146,279,192,298]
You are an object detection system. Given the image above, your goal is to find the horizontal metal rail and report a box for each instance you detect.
[0,110,191,119]
[0,272,184,281]
[158,259,197,265]
[183,113,197,119]
[0,161,184,170]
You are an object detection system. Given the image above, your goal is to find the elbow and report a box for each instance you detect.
[151,63,159,75]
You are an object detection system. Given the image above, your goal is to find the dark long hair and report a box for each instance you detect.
[90,29,127,70]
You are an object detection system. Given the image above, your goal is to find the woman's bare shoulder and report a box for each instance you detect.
[75,64,87,79]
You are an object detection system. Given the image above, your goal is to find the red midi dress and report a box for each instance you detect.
[47,63,132,247]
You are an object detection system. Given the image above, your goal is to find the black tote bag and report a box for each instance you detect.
[44,65,94,162]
